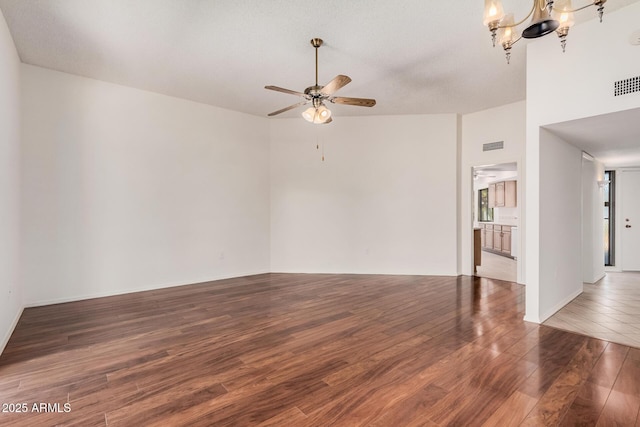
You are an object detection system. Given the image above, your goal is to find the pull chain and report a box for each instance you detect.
[315,128,325,162]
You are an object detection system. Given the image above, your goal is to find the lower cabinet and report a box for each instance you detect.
[484,224,493,249]
[479,223,513,257]
[501,228,511,255]
[493,227,502,252]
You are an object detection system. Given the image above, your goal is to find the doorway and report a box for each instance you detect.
[472,162,519,283]
[604,170,615,266]
[621,170,640,271]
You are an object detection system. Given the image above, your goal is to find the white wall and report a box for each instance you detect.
[526,2,640,322]
[527,2,640,125]
[582,158,605,283]
[270,114,459,275]
[461,101,526,283]
[0,10,22,354]
[21,65,271,306]
[537,129,584,320]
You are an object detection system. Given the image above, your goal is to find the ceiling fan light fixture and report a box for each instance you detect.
[317,105,331,121]
[302,107,315,122]
[302,105,332,124]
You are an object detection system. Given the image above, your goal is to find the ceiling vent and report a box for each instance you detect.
[614,76,640,97]
[483,141,504,152]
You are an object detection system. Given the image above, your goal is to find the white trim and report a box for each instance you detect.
[465,157,525,285]
[523,313,541,324]
[539,288,583,323]
[585,272,606,285]
[0,305,24,356]
[24,270,271,308]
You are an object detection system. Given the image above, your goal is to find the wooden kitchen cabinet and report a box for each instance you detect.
[488,180,517,208]
[493,225,502,252]
[479,223,513,257]
[495,182,505,207]
[504,181,516,207]
[501,226,511,255]
[485,224,493,249]
[488,184,495,208]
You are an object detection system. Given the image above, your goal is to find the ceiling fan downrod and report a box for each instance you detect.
[310,38,323,87]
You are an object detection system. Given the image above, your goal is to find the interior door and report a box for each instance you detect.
[622,170,640,271]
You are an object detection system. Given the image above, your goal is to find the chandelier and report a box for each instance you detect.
[483,0,607,63]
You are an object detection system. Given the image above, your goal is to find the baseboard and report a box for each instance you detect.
[25,270,271,308]
[523,314,541,324]
[0,305,24,356]
[269,269,460,277]
[539,287,583,323]
[25,269,462,308]
[585,272,606,285]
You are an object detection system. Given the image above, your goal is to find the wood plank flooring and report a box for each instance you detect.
[1,273,639,426]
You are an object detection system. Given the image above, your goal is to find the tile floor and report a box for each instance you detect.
[544,271,640,349]
[475,249,517,283]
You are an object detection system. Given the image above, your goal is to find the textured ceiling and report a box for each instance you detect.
[1,0,638,119]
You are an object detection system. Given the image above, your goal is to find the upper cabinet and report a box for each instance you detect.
[495,182,505,207]
[504,180,516,207]
[488,180,517,208]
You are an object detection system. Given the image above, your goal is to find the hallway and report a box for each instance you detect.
[544,272,640,349]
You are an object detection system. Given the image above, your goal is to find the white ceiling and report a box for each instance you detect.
[546,107,640,168]
[1,0,638,120]
[2,1,639,167]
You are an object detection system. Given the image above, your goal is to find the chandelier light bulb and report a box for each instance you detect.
[553,0,575,29]
[483,0,505,26]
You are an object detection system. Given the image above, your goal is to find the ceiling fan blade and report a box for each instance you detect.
[267,100,309,117]
[320,75,352,95]
[265,85,306,97]
[330,97,376,107]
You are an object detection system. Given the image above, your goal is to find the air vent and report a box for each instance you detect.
[483,141,504,152]
[614,76,640,96]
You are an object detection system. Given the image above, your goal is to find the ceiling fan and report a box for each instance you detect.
[265,38,376,124]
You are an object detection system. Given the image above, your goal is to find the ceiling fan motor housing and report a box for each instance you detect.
[304,85,323,97]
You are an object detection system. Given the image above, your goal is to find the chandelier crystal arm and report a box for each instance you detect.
[565,3,597,13]
[485,0,607,62]
[500,0,605,23]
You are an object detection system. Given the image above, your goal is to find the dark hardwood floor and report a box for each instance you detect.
[0,273,639,426]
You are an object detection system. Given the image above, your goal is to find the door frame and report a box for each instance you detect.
[463,158,524,284]
[617,168,640,271]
